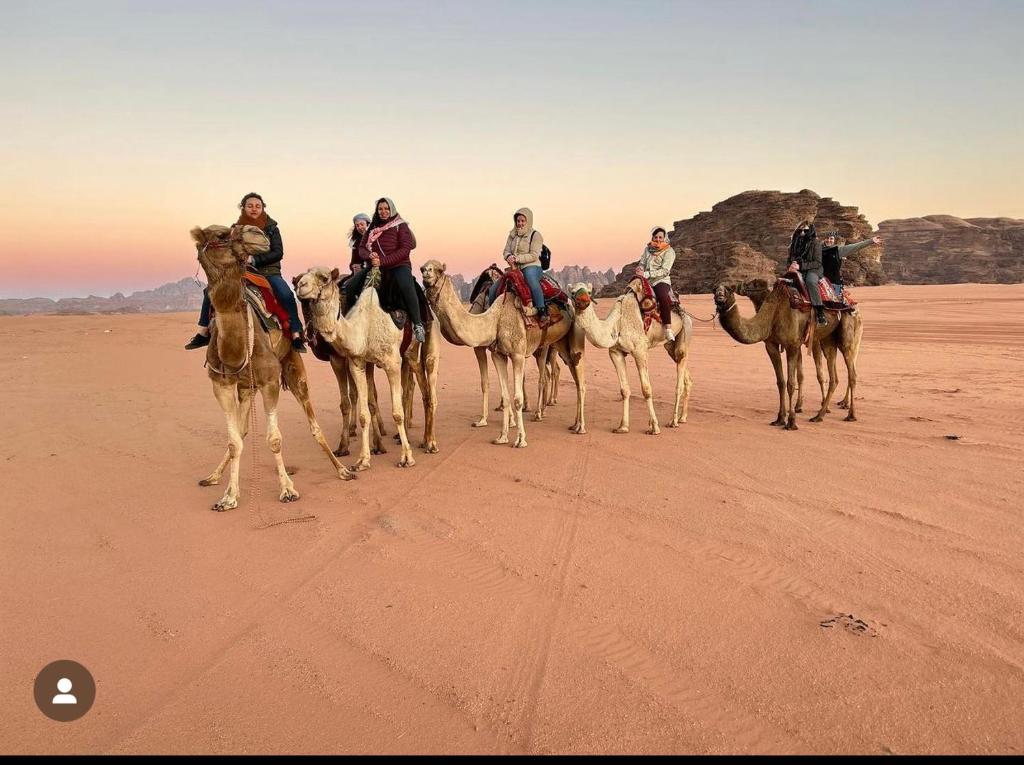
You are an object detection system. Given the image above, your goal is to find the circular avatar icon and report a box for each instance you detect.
[33,660,96,722]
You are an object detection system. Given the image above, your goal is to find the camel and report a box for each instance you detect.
[294,266,439,470]
[737,278,863,416]
[191,224,353,512]
[421,260,586,446]
[295,283,390,458]
[454,271,561,427]
[712,278,861,429]
[568,280,694,435]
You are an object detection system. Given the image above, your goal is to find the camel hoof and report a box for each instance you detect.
[351,461,371,472]
[393,433,402,443]
[494,404,504,412]
[785,420,799,431]
[844,414,857,422]
[795,405,803,413]
[836,401,849,410]
[492,436,509,445]
[423,443,439,454]
[333,448,350,458]
[769,419,785,427]
[279,489,300,503]
[398,456,416,468]
[471,419,488,428]
[646,428,660,436]
[809,415,824,423]
[533,414,543,422]
[371,447,387,455]
[337,467,356,481]
[613,427,629,434]
[211,499,237,512]
[198,477,219,487]
[348,427,357,436]
[513,438,528,449]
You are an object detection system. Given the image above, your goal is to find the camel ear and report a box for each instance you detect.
[441,262,447,273]
[291,274,301,287]
[190,226,206,246]
[586,282,593,293]
[331,267,340,282]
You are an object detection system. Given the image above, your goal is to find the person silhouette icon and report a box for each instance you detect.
[52,678,77,705]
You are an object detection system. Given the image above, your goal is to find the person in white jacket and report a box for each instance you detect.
[633,227,677,341]
[487,207,547,318]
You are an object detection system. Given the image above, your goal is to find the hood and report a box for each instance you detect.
[512,207,534,235]
[378,197,399,221]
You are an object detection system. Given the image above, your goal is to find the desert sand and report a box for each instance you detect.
[2,283,1023,755]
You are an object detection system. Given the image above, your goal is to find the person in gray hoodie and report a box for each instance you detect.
[487,207,547,318]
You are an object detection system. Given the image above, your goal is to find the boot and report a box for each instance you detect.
[185,332,210,350]
[815,306,827,326]
[663,325,676,343]
[291,336,308,353]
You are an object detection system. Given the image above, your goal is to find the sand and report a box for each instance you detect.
[2,283,1023,754]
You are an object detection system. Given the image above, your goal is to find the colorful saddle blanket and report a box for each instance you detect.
[492,269,570,326]
[632,276,682,332]
[778,273,857,312]
[218,270,291,336]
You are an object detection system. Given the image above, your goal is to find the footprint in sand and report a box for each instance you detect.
[819,613,879,637]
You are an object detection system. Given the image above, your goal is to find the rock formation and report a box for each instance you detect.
[878,216,1024,284]
[600,189,885,296]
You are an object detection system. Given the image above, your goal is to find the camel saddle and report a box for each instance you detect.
[632,276,683,332]
[206,270,290,336]
[492,269,570,327]
[778,273,857,312]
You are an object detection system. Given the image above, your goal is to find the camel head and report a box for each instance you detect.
[420,260,448,300]
[192,224,264,283]
[712,283,736,309]
[293,266,341,306]
[568,282,595,312]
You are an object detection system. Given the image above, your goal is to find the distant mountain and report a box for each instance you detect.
[0,267,611,315]
[0,278,205,316]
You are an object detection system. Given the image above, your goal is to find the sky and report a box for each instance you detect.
[2,0,1021,298]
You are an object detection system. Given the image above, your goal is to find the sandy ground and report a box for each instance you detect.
[2,283,1023,755]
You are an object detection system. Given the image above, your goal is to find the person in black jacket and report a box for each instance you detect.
[186,193,306,352]
[786,221,828,326]
[821,230,882,299]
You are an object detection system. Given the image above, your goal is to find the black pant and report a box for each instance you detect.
[344,264,422,326]
[653,283,673,325]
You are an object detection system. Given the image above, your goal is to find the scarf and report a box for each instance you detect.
[365,215,405,255]
[236,211,269,231]
[646,241,670,254]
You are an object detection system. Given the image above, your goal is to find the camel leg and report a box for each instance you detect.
[547,352,560,405]
[811,342,826,411]
[414,348,439,453]
[795,348,805,413]
[610,349,631,434]
[473,347,490,427]
[765,343,787,427]
[842,345,859,422]
[366,365,388,455]
[634,352,659,435]
[784,346,800,431]
[210,381,244,511]
[349,360,373,471]
[201,382,253,488]
[281,352,354,481]
[330,355,352,457]
[533,348,548,422]
[491,353,512,444]
[259,381,300,502]
[383,362,416,467]
[559,341,587,435]
[512,353,528,448]
[810,338,839,422]
[669,357,692,427]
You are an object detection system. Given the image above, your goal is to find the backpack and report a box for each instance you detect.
[530,231,552,270]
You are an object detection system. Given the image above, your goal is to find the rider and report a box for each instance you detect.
[786,221,827,326]
[633,226,677,341]
[487,207,547,319]
[822,230,883,299]
[186,192,306,352]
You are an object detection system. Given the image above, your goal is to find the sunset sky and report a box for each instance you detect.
[3,0,1021,298]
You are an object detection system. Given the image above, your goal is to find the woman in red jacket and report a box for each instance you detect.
[344,197,425,343]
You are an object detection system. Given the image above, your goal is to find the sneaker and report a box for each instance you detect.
[413,323,426,344]
[291,337,308,353]
[664,326,676,342]
[185,333,210,350]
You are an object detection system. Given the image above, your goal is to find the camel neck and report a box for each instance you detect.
[576,299,622,349]
[718,290,778,344]
[430,276,499,347]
